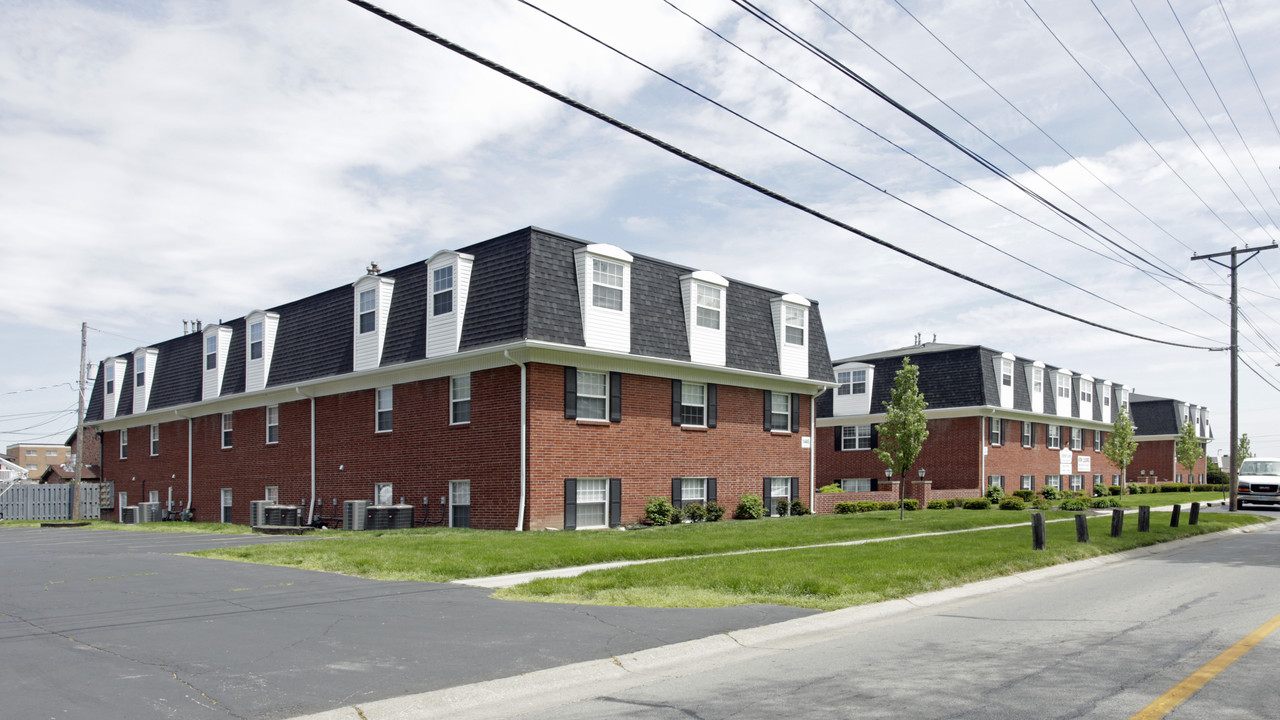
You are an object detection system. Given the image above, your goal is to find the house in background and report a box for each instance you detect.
[86,227,835,529]
[1129,394,1212,483]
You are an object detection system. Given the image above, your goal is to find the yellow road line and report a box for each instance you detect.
[1130,613,1280,719]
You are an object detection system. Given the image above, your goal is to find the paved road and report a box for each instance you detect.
[0,527,811,720]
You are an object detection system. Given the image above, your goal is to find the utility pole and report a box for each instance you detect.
[73,321,87,521]
[1192,244,1277,512]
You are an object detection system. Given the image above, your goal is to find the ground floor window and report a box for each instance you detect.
[450,480,470,528]
[766,476,792,516]
[1070,474,1083,491]
[265,486,278,503]
[221,488,233,523]
[1020,475,1034,491]
[679,477,706,508]
[576,478,608,527]
[1093,474,1103,489]
[987,475,1005,490]
[841,478,872,492]
[1046,475,1062,491]
[374,483,394,505]
[1176,473,1182,483]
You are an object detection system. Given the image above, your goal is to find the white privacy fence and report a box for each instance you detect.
[0,482,102,521]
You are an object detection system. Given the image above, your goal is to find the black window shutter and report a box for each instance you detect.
[609,372,622,423]
[1029,421,1036,448]
[671,478,682,508]
[707,478,717,503]
[564,367,577,420]
[563,478,577,530]
[763,390,772,431]
[790,477,800,500]
[609,478,622,527]
[707,384,718,428]
[834,426,844,451]
[790,393,801,433]
[762,478,772,509]
[871,424,879,449]
[1001,419,1008,443]
[671,380,683,426]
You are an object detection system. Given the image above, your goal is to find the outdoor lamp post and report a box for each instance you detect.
[918,467,926,479]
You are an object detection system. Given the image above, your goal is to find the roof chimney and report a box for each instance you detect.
[367,261,380,276]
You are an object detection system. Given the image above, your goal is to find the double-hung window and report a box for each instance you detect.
[695,284,721,329]
[358,288,377,333]
[450,375,471,424]
[784,306,805,345]
[1048,425,1061,449]
[841,478,872,492]
[769,476,791,515]
[1000,358,1013,387]
[1056,373,1071,401]
[837,369,867,396]
[1021,421,1033,447]
[576,478,608,527]
[576,371,608,421]
[1094,430,1103,452]
[266,405,279,444]
[1071,427,1082,451]
[592,258,623,310]
[1093,474,1104,488]
[205,336,218,370]
[1032,367,1044,396]
[432,266,454,316]
[1081,383,1092,403]
[988,475,1005,490]
[136,355,147,387]
[249,322,263,360]
[1071,474,1084,491]
[1020,475,1034,491]
[680,382,706,427]
[150,424,159,456]
[842,425,873,450]
[221,413,233,449]
[119,428,128,459]
[375,387,393,432]
[1046,474,1062,490]
[680,478,707,508]
[770,392,791,431]
[989,418,1003,446]
[106,365,115,395]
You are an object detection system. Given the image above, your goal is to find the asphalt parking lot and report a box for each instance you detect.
[0,526,813,720]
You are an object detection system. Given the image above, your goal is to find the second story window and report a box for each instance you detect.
[221,413,233,449]
[770,392,791,431]
[266,405,279,444]
[576,371,608,420]
[120,428,128,459]
[784,306,805,345]
[842,425,872,450]
[136,355,146,387]
[376,387,393,432]
[1048,424,1061,449]
[695,284,721,329]
[249,322,263,360]
[205,336,218,370]
[1000,358,1013,387]
[358,289,377,333]
[150,424,159,456]
[592,258,623,310]
[837,369,867,396]
[433,266,454,316]
[680,382,706,426]
[1071,427,1082,451]
[451,375,471,424]
[106,365,115,395]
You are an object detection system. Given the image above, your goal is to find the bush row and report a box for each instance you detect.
[643,497,726,525]
[833,499,920,514]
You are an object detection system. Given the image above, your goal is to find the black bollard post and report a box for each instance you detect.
[1075,513,1090,543]
[1032,512,1046,550]
[1110,508,1124,538]
[1170,504,1181,527]
[1138,505,1151,532]
[1190,502,1200,525]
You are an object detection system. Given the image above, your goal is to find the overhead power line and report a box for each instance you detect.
[342,0,1222,352]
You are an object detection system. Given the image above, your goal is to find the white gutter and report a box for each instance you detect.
[295,387,316,524]
[810,385,829,510]
[504,350,528,531]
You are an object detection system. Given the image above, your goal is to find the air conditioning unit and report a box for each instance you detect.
[275,505,300,527]
[250,500,270,527]
[137,502,161,523]
[121,506,138,524]
[366,505,391,530]
[343,500,368,531]
[389,504,414,529]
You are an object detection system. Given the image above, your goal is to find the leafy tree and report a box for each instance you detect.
[1236,434,1253,470]
[875,357,929,521]
[1175,421,1203,481]
[1206,458,1227,484]
[1103,403,1138,494]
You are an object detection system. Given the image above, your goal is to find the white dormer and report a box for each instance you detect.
[1026,361,1045,415]
[680,270,728,366]
[201,324,233,401]
[771,294,810,378]
[1118,385,1131,415]
[102,356,128,420]
[1078,374,1094,420]
[833,362,874,416]
[994,353,1015,409]
[574,244,632,353]
[132,346,158,414]
[1054,369,1073,418]
[244,310,280,393]
[353,269,395,373]
[425,250,475,357]
[1100,380,1113,424]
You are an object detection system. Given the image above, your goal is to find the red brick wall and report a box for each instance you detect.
[525,363,812,530]
[1129,439,1207,484]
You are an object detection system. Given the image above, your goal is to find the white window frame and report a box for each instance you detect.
[989,418,1003,446]
[1070,474,1084,491]
[450,480,471,527]
[681,382,707,427]
[1071,427,1082,451]
[591,258,624,311]
[249,321,264,360]
[842,425,872,451]
[1093,474,1104,488]
[1094,430,1102,452]
[205,336,218,371]
[576,478,608,528]
[432,265,454,316]
[1020,475,1034,491]
[836,369,867,396]
[1103,392,1111,408]
[1081,384,1092,403]
[576,370,608,421]
[265,486,279,503]
[150,424,159,456]
[1000,358,1013,387]
[375,387,393,433]
[221,488,233,523]
[771,392,790,431]
[119,428,128,460]
[136,354,147,387]
[374,482,394,505]
[769,476,791,515]
[106,364,115,395]
[358,288,377,334]
[266,405,279,444]
[695,284,721,330]
[1046,474,1062,490]
[1021,421,1032,447]
[784,306,805,345]
[1047,425,1061,450]
[988,475,1005,489]
[680,477,707,507]
[1057,373,1071,400]
[1032,367,1044,395]
[450,375,471,425]
[221,413,233,449]
[841,478,872,492]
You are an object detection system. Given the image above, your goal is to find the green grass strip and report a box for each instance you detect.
[0,519,252,534]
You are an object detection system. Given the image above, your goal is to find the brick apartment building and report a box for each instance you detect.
[4,443,70,479]
[815,342,1213,502]
[85,227,835,529]
[1128,393,1212,483]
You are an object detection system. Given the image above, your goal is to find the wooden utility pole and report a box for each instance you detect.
[1191,244,1277,512]
[73,321,87,520]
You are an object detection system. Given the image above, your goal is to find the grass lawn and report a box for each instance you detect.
[497,511,1264,610]
[1110,491,1230,508]
[0,519,252,534]
[188,491,1234,583]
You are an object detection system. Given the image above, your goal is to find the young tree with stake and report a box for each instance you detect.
[875,357,929,521]
[1103,404,1138,494]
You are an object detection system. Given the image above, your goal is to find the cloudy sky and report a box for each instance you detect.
[4,0,1280,460]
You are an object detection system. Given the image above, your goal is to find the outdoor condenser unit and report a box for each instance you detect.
[366,505,391,531]
[121,506,138,524]
[343,500,368,531]
[389,504,414,529]
[250,500,270,527]
[137,502,161,523]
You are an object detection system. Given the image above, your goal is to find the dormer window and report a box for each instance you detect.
[106,365,115,395]
[136,355,146,387]
[358,289,377,333]
[1081,383,1092,403]
[432,266,454,316]
[837,369,866,396]
[1033,367,1044,394]
[249,322,263,360]
[784,306,805,345]
[696,285,721,329]
[592,258,624,310]
[1056,373,1071,399]
[1000,358,1013,387]
[205,336,217,370]
[244,310,279,393]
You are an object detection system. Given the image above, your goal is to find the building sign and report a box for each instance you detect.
[1078,455,1091,472]
[1059,448,1073,475]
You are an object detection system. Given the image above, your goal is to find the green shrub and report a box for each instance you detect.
[774,498,791,517]
[1031,498,1051,510]
[899,499,919,511]
[1093,484,1109,497]
[705,502,725,522]
[734,494,765,520]
[818,483,844,493]
[683,502,707,522]
[789,499,811,516]
[985,484,1005,503]
[1059,496,1087,511]
[834,501,856,515]
[962,498,991,510]
[1108,485,1122,496]
[644,497,678,526]
[1089,497,1120,508]
[998,497,1025,510]
[878,501,899,511]
[926,499,949,510]
[1039,485,1060,501]
[1158,483,1191,493]
[1012,490,1034,501]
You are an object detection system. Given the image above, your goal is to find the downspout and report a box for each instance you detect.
[810,386,829,510]
[979,409,990,494]
[504,350,528,531]
[296,388,316,525]
[173,410,192,510]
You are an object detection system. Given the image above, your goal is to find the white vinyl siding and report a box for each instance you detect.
[771,295,810,378]
[425,252,474,357]
[575,245,632,353]
[201,326,231,401]
[244,311,279,392]
[1055,371,1073,417]
[681,271,728,366]
[832,363,873,416]
[352,274,395,373]
[995,354,1014,408]
[133,347,159,413]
